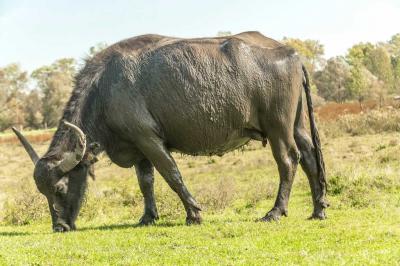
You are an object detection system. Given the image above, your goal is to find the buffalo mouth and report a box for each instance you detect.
[53,221,72,232]
[53,218,76,232]
[53,223,70,233]
[52,198,80,232]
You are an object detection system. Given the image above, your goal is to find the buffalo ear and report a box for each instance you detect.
[85,142,101,164]
[84,142,101,181]
[88,142,101,155]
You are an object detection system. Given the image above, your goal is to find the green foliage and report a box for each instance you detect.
[313,34,400,103]
[1,180,47,225]
[347,62,370,102]
[346,42,374,66]
[282,37,324,74]
[387,33,400,57]
[327,174,345,195]
[313,56,351,102]
[24,90,43,129]
[31,58,77,127]
[367,47,394,86]
[346,38,399,99]
[0,64,29,130]
[391,56,400,92]
[88,42,108,58]
[346,44,380,103]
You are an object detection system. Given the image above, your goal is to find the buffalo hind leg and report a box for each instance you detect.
[137,138,202,225]
[294,128,328,219]
[261,132,300,221]
[135,159,159,225]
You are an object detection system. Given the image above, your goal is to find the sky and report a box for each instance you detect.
[1,0,400,72]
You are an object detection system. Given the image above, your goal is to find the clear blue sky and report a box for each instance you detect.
[1,0,399,72]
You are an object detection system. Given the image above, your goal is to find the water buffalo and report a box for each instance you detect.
[13,31,328,232]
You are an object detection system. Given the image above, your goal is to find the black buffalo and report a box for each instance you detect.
[13,31,328,232]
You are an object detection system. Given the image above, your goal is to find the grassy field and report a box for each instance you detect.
[0,127,399,264]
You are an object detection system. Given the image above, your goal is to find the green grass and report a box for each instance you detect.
[0,132,399,265]
[1,207,399,265]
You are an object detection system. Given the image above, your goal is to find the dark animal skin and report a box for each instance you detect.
[13,31,328,232]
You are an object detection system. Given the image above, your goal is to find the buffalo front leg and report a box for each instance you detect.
[137,139,202,225]
[261,132,300,222]
[135,159,159,225]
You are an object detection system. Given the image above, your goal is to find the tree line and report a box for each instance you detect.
[0,44,106,131]
[283,34,400,105]
[1,34,399,132]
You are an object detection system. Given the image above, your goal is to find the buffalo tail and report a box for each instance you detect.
[302,65,327,199]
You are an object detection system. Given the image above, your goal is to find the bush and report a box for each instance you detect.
[1,181,47,225]
[327,169,400,210]
[196,176,236,211]
[321,109,400,137]
[328,174,346,196]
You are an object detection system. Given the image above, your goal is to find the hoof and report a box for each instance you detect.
[186,215,202,225]
[259,213,280,222]
[309,199,328,220]
[309,210,327,220]
[259,208,285,222]
[138,213,159,226]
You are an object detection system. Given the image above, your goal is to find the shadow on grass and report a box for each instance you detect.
[78,221,184,232]
[0,231,30,236]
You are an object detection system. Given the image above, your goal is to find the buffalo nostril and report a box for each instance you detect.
[54,183,67,194]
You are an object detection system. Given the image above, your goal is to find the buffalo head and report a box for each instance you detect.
[12,121,97,232]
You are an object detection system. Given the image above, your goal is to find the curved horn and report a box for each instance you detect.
[56,121,87,173]
[12,127,39,164]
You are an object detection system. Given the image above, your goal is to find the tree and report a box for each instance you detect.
[365,47,394,91]
[0,64,29,130]
[282,37,325,74]
[392,56,400,93]
[348,63,369,106]
[31,58,77,128]
[387,33,400,57]
[24,90,43,129]
[387,34,400,93]
[347,43,392,103]
[88,42,108,58]
[217,31,232,37]
[346,42,374,66]
[313,57,351,102]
